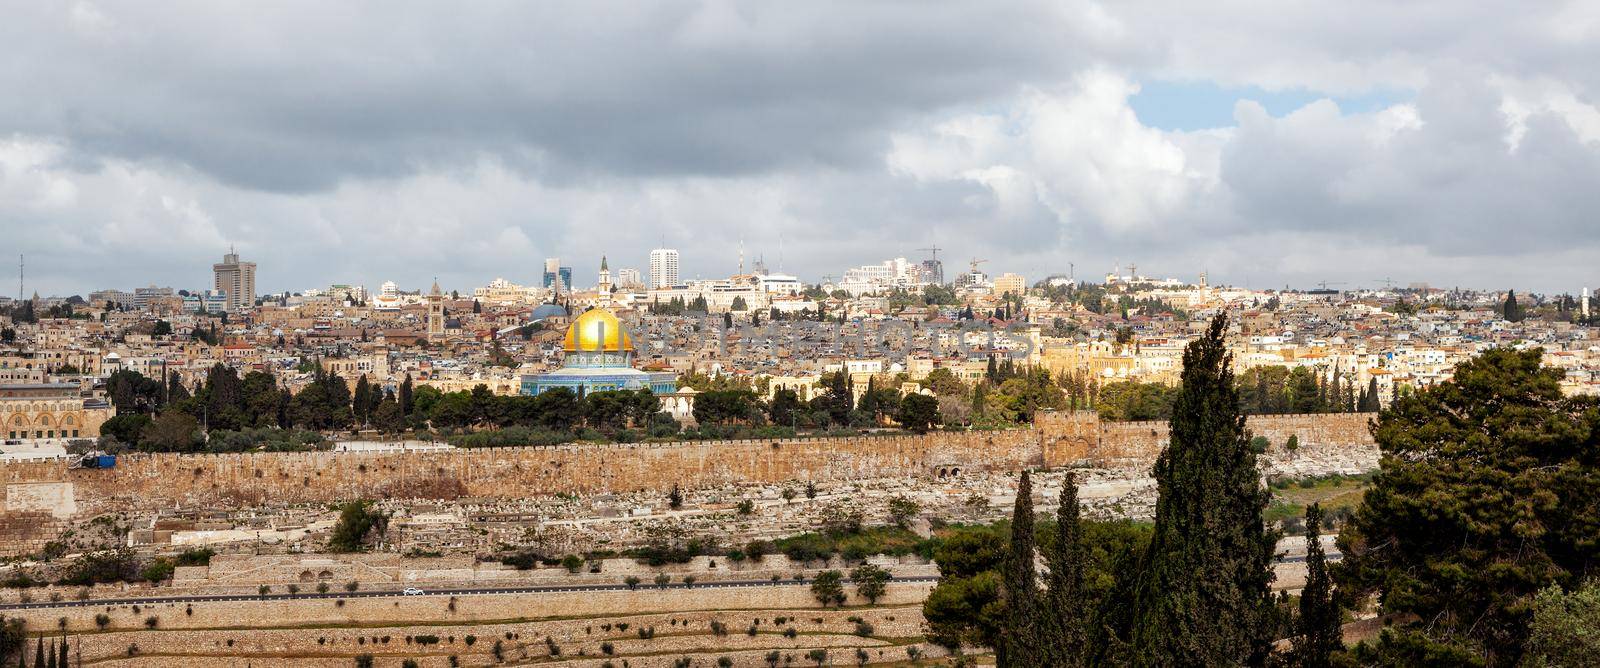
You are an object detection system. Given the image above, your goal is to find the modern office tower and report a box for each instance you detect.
[543,258,572,295]
[649,248,680,288]
[212,248,256,313]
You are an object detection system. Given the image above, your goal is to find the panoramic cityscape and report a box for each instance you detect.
[3,3,1600,668]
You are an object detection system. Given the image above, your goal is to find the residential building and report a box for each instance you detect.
[994,273,1026,297]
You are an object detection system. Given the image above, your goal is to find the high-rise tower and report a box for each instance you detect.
[649,248,679,289]
[212,248,256,313]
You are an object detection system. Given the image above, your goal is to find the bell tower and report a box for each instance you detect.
[427,279,445,340]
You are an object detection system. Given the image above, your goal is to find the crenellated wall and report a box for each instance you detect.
[1,412,1376,556]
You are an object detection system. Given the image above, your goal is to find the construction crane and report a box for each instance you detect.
[917,245,943,261]
[968,258,988,273]
[1315,280,1348,291]
[1374,277,1397,289]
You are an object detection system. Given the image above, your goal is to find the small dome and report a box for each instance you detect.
[563,308,634,352]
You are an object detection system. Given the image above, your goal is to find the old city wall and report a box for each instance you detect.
[1038,410,1376,470]
[1,413,1376,555]
[0,429,1043,549]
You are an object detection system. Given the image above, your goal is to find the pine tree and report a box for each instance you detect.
[1131,313,1276,666]
[1292,504,1340,667]
[1042,472,1088,667]
[1001,470,1042,666]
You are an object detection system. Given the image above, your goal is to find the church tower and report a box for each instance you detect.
[427,279,445,340]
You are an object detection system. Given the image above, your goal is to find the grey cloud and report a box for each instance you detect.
[1,1,1090,192]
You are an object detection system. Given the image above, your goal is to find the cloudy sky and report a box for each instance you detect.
[4,1,1598,297]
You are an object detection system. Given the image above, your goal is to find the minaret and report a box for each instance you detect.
[427,279,444,340]
[1584,286,1592,320]
[597,256,613,306]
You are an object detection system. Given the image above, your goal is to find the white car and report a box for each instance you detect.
[402,587,425,596]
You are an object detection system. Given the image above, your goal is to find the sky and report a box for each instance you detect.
[3,1,1598,297]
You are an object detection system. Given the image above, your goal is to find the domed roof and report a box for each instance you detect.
[563,308,634,352]
[531,303,568,321]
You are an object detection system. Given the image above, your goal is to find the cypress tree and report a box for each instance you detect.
[399,373,415,415]
[353,374,372,425]
[34,638,43,668]
[1042,472,1088,667]
[1292,504,1340,667]
[1503,290,1523,322]
[1000,470,1042,667]
[1131,313,1276,666]
[43,640,53,668]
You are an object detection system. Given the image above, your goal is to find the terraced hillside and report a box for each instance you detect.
[7,582,951,666]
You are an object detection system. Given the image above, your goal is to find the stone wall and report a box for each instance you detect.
[0,413,1376,556]
[1042,410,1375,473]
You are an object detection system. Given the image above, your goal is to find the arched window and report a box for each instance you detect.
[299,571,315,582]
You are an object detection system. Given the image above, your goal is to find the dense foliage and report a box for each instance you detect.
[1522,580,1600,667]
[1338,348,1600,665]
[922,512,1153,663]
[328,500,389,553]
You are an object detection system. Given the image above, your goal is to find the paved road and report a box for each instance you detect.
[0,575,945,612]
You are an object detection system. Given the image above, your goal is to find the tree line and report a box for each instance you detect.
[1055,364,1383,423]
[99,362,948,452]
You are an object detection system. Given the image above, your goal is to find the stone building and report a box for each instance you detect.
[1,383,110,441]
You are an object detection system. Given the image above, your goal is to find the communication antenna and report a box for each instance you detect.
[17,254,22,301]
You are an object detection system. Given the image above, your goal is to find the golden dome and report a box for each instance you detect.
[563,308,634,352]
